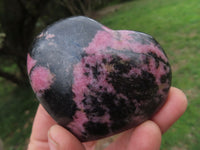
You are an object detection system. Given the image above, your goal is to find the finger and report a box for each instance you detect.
[30,104,56,141]
[48,125,85,150]
[127,121,161,150]
[28,104,57,150]
[152,87,188,133]
[105,121,161,150]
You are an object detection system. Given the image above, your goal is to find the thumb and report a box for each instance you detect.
[48,125,85,150]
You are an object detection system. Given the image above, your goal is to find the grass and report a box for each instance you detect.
[99,0,200,149]
[0,0,200,149]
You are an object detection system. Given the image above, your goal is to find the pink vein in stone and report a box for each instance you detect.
[131,42,168,62]
[70,62,91,136]
[30,66,54,95]
[84,30,131,55]
[67,110,88,137]
[85,27,168,62]
[72,62,91,108]
[27,54,37,75]
[90,112,110,123]
[37,31,55,40]
[45,33,55,39]
[84,30,112,55]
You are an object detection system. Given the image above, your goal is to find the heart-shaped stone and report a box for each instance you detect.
[27,16,171,142]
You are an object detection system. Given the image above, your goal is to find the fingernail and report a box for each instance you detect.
[48,129,59,150]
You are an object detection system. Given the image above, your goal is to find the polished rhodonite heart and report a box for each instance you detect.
[27,16,171,142]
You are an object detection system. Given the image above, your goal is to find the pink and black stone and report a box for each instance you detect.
[27,16,171,142]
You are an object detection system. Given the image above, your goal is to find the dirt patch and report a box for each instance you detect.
[95,135,119,150]
[171,146,186,150]
[184,87,199,101]
[0,139,4,150]
[91,3,124,19]
[171,142,188,150]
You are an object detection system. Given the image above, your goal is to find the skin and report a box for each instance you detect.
[28,87,187,150]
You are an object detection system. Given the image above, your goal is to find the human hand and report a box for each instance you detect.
[28,87,187,150]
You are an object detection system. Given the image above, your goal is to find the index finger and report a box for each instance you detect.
[30,104,57,142]
[152,87,188,133]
